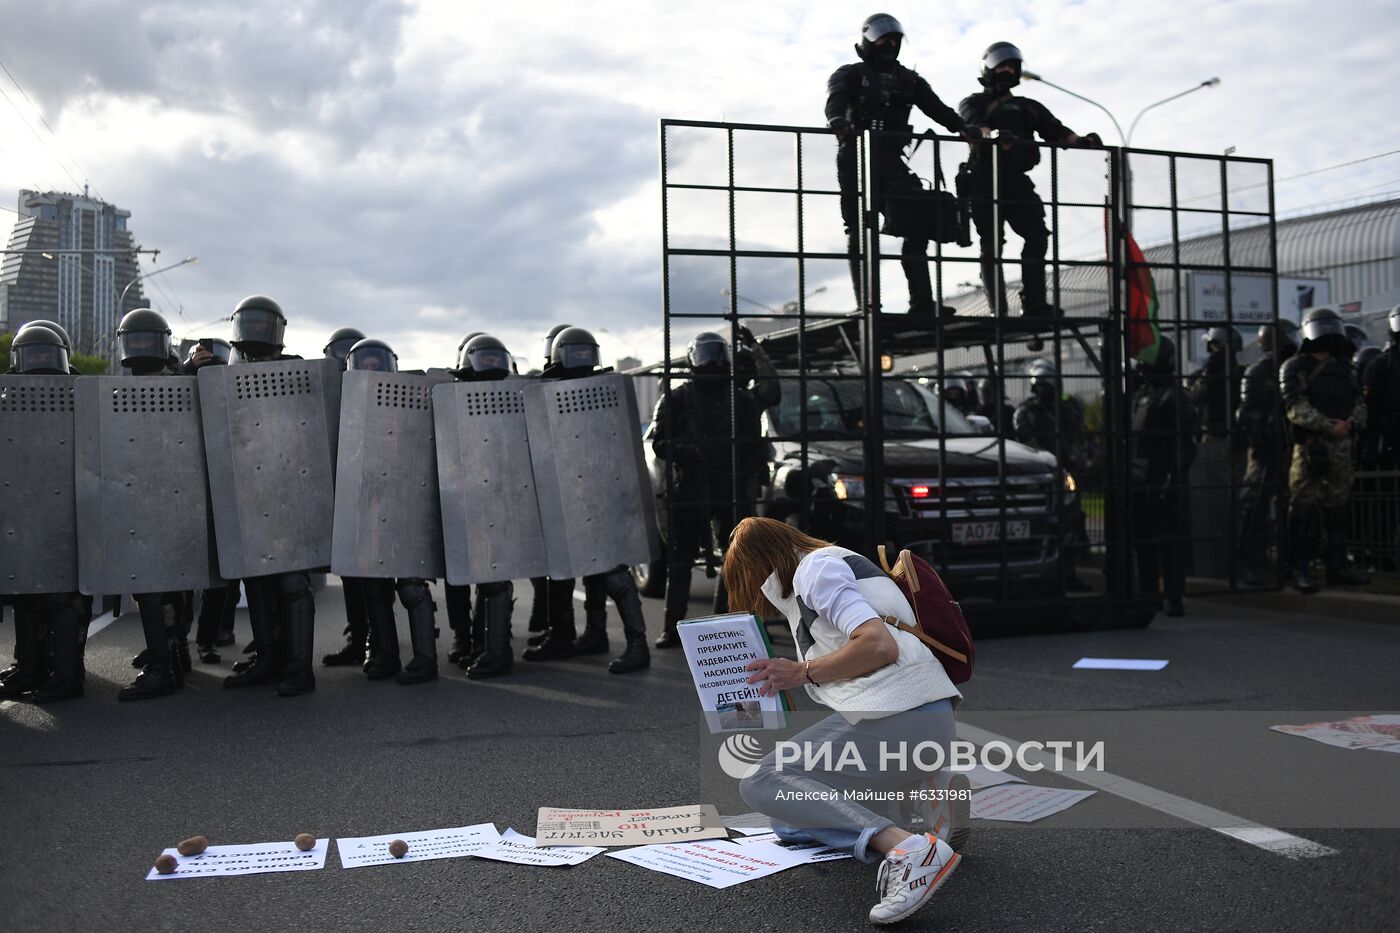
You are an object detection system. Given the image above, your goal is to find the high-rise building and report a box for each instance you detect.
[0,189,145,359]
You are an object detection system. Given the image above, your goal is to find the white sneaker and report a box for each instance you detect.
[869,833,961,925]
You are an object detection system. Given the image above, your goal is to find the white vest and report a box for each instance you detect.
[761,546,960,721]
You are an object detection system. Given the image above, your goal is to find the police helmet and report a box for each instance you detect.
[1300,306,1347,348]
[346,337,398,373]
[1354,345,1382,374]
[1257,320,1299,354]
[550,326,600,372]
[982,42,1024,85]
[543,323,574,366]
[116,308,173,368]
[460,334,512,380]
[1389,304,1400,339]
[941,373,971,407]
[186,337,231,367]
[230,295,287,351]
[16,318,73,351]
[10,324,70,375]
[687,332,731,374]
[457,330,485,353]
[858,13,904,62]
[1204,326,1243,353]
[323,326,366,369]
[1141,334,1177,374]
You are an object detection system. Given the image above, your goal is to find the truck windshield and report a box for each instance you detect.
[771,377,975,438]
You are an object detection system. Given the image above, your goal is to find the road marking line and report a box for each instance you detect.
[87,611,118,637]
[958,721,1339,860]
[573,589,587,604]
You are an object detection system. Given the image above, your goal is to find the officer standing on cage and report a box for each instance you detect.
[1189,326,1243,438]
[959,43,1100,319]
[340,337,442,685]
[1280,307,1371,594]
[651,332,762,648]
[827,13,975,315]
[1235,320,1299,586]
[1130,336,1196,617]
[197,295,320,696]
[110,309,198,700]
[0,325,92,702]
[522,328,651,673]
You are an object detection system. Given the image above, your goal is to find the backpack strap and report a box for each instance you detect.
[881,615,970,664]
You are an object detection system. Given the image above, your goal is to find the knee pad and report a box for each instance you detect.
[276,572,313,604]
[603,566,638,602]
[395,578,434,611]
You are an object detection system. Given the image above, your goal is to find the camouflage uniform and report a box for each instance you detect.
[1282,354,1365,508]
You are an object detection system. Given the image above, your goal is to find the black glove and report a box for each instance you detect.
[1078,132,1103,149]
[736,324,757,348]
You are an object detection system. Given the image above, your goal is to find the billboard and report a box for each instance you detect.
[1188,272,1330,327]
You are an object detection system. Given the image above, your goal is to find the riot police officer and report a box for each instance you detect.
[1235,320,1298,586]
[13,319,81,374]
[1130,337,1196,616]
[522,327,651,673]
[523,323,576,648]
[938,373,975,418]
[959,43,1100,318]
[827,14,972,314]
[110,309,196,700]
[444,334,521,678]
[1014,359,1082,461]
[977,374,1016,434]
[651,332,762,648]
[1361,306,1400,470]
[219,295,319,696]
[323,327,366,371]
[1189,326,1244,437]
[1280,307,1370,594]
[340,338,441,685]
[0,325,91,702]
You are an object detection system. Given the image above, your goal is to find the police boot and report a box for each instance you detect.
[216,581,239,647]
[32,600,86,704]
[323,579,370,667]
[573,581,610,655]
[461,586,487,668]
[1325,506,1372,586]
[467,583,514,679]
[526,576,550,646]
[1289,504,1320,595]
[363,585,402,681]
[276,575,317,697]
[523,580,577,661]
[657,561,690,649]
[395,580,439,686]
[0,607,47,699]
[173,593,194,677]
[225,580,280,687]
[120,597,178,701]
[605,569,651,675]
[444,583,473,665]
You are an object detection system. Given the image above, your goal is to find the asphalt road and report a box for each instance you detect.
[1,580,1397,933]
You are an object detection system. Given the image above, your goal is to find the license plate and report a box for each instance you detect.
[951,520,1030,544]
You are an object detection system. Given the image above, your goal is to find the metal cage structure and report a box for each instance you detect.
[651,118,1284,630]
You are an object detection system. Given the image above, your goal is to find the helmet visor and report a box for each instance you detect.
[689,339,731,371]
[469,346,511,374]
[1302,316,1345,343]
[15,344,68,374]
[862,14,904,42]
[348,346,397,372]
[557,342,599,371]
[120,331,167,363]
[325,337,359,365]
[232,308,285,348]
[984,44,1024,71]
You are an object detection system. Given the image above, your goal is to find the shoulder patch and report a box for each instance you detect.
[842,554,885,580]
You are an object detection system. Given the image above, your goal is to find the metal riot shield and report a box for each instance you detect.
[0,375,78,594]
[331,371,449,579]
[524,373,660,580]
[433,379,549,584]
[74,376,221,594]
[198,358,341,579]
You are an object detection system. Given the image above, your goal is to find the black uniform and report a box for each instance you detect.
[1130,353,1198,614]
[1361,338,1400,571]
[1189,346,1242,437]
[651,374,763,640]
[826,59,966,312]
[1235,343,1295,583]
[958,90,1075,316]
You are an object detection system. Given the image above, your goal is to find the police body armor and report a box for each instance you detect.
[1281,354,1355,438]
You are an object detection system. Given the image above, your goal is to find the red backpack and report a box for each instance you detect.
[877,546,974,684]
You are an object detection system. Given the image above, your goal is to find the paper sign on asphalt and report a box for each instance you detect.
[954,763,1030,790]
[145,840,328,880]
[721,812,775,836]
[1271,715,1400,753]
[1073,658,1169,671]
[474,829,605,867]
[607,838,812,889]
[971,784,1097,822]
[535,805,726,847]
[336,823,499,869]
[733,832,852,864]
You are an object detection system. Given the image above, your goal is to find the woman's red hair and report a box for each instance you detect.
[723,517,833,619]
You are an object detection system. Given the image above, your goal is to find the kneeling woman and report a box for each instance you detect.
[724,517,966,926]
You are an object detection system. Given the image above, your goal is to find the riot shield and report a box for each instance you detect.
[0,375,78,594]
[74,376,221,594]
[525,373,660,579]
[331,371,449,579]
[433,379,549,584]
[198,359,341,579]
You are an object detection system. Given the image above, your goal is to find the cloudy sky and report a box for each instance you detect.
[1,0,1396,367]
